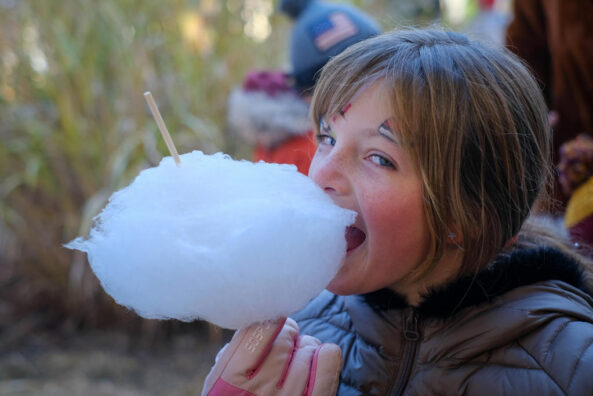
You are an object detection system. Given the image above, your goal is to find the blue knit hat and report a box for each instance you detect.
[280,0,380,94]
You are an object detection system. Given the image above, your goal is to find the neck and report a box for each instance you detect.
[391,247,464,306]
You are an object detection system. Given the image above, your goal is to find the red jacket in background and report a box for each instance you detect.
[253,131,316,175]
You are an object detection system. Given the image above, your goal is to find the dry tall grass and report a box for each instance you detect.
[0,0,293,330]
[0,0,446,333]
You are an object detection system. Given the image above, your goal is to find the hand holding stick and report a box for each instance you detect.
[144,91,181,167]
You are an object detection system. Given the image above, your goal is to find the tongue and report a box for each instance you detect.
[345,226,366,251]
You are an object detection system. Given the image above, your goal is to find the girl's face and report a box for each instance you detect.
[309,82,431,296]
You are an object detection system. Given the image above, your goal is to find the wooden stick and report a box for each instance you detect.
[144,91,181,166]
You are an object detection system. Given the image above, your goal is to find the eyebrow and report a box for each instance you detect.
[321,115,399,144]
[377,119,398,144]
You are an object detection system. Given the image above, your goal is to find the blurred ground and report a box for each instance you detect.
[0,323,229,396]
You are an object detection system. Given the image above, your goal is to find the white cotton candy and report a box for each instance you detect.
[65,151,356,329]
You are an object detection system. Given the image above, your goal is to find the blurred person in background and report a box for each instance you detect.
[227,69,314,174]
[280,0,381,99]
[557,133,593,254]
[506,0,593,209]
[227,0,380,174]
[465,0,511,46]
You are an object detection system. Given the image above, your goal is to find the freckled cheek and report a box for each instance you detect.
[365,196,428,251]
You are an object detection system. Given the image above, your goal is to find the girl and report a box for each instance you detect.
[202,28,593,396]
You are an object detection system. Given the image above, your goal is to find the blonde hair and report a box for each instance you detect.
[311,28,566,280]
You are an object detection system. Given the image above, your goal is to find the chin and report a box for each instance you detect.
[326,278,360,296]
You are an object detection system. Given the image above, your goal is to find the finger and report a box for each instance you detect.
[277,334,320,394]
[305,343,342,396]
[204,317,286,395]
[235,318,289,378]
[244,318,290,378]
[234,317,300,393]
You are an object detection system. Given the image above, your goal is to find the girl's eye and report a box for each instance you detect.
[316,134,336,146]
[369,154,395,169]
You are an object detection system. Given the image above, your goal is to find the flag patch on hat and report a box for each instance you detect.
[310,12,358,51]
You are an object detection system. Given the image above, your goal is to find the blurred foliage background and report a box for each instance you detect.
[0,0,500,334]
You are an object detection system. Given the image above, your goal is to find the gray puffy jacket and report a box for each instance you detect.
[293,248,593,395]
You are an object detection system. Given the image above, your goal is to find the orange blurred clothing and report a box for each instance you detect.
[253,131,316,175]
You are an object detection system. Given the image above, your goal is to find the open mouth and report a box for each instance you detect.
[345,226,366,252]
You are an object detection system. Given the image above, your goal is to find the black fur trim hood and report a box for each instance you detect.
[363,247,591,318]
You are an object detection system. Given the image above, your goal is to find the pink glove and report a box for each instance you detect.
[201,317,342,396]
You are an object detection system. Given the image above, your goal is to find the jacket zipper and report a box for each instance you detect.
[390,310,421,396]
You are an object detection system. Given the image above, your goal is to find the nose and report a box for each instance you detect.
[309,149,351,197]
